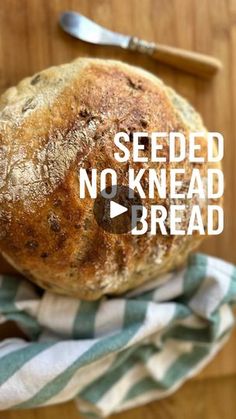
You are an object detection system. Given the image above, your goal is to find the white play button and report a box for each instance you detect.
[93,185,142,234]
[110,201,128,219]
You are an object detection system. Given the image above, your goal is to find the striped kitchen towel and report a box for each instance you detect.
[0,253,235,417]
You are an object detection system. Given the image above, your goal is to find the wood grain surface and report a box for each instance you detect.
[0,0,235,418]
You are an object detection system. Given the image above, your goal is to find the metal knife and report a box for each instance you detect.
[60,11,222,78]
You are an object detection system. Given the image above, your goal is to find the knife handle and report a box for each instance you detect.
[129,37,222,78]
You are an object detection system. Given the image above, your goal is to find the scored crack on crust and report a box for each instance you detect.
[0,58,222,299]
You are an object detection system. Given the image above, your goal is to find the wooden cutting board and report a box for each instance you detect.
[0,0,236,417]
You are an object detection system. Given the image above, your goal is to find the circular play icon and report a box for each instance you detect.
[93,185,143,234]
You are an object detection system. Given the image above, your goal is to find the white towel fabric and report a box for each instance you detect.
[0,253,235,417]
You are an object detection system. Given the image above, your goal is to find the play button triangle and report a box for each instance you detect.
[110,201,128,219]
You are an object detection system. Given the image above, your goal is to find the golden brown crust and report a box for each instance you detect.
[0,58,222,299]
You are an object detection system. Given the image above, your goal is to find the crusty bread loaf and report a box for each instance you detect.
[0,58,221,299]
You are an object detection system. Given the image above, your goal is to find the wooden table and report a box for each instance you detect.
[0,0,236,417]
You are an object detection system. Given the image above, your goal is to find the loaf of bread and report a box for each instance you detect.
[0,58,221,299]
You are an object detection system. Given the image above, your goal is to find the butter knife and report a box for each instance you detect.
[60,11,222,78]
